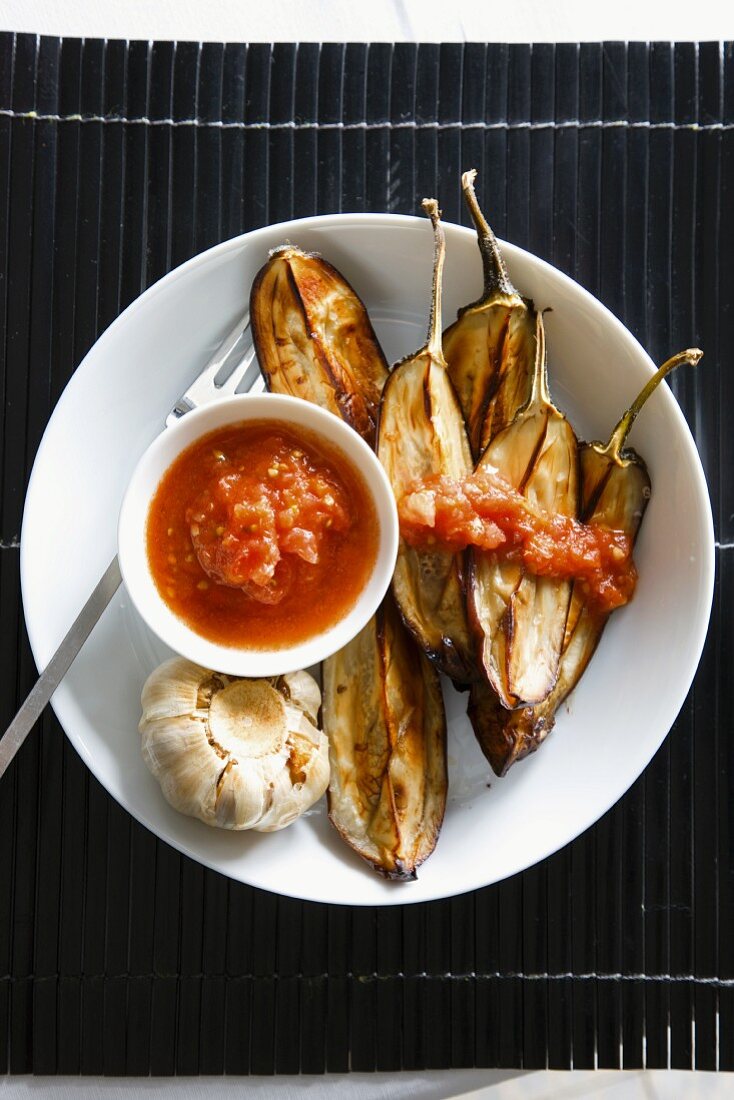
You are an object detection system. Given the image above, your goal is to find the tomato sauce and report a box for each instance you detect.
[398,469,636,613]
[147,421,379,649]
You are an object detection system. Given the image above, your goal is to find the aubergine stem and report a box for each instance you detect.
[601,348,704,463]
[526,308,550,408]
[461,168,516,300]
[469,347,703,776]
[421,198,447,364]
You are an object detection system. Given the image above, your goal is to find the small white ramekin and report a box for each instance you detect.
[118,392,398,676]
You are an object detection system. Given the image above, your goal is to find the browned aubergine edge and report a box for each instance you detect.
[467,686,554,777]
[251,245,390,373]
[249,245,390,432]
[325,599,448,882]
[324,611,394,879]
[375,600,448,881]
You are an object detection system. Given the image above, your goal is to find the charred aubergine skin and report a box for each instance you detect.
[443,170,538,458]
[250,245,389,447]
[469,348,703,776]
[323,595,447,880]
[377,200,477,683]
[468,311,579,709]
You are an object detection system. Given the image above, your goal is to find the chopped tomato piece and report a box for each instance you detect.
[187,436,349,602]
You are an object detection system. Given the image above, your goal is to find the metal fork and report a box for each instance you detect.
[0,312,258,780]
[166,312,260,426]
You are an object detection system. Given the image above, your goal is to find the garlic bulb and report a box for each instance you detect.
[139,657,329,831]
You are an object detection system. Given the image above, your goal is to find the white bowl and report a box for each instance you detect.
[20,213,714,905]
[117,392,398,677]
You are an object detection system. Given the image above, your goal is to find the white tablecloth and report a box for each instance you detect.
[0,1069,732,1097]
[2,0,734,45]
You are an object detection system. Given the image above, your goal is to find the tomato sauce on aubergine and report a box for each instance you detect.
[398,469,637,613]
[147,421,378,649]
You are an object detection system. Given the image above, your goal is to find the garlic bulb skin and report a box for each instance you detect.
[139,657,329,832]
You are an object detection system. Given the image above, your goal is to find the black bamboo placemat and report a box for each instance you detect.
[0,34,732,1074]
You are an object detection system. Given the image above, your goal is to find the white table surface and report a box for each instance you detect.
[0,1070,732,1097]
[1,0,733,44]
[2,1,732,1095]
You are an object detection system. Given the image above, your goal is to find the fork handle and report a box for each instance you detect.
[0,556,122,780]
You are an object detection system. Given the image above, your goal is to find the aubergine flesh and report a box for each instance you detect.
[250,245,389,447]
[377,199,477,683]
[469,348,703,775]
[323,595,447,880]
[443,170,537,457]
[468,311,579,708]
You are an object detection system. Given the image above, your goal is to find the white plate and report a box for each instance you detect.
[20,214,714,906]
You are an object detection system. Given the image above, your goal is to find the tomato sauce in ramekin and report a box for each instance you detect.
[147,420,378,649]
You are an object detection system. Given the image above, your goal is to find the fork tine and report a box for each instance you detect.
[166,311,252,428]
[204,312,251,379]
[217,345,260,396]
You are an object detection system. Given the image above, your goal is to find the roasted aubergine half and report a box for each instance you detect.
[323,595,447,880]
[468,310,579,709]
[250,245,389,447]
[377,199,477,683]
[443,169,538,457]
[469,348,703,776]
